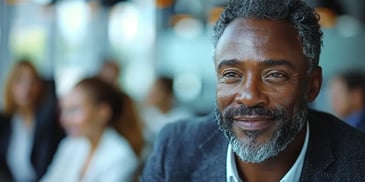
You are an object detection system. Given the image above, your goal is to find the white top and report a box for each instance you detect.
[6,114,36,182]
[41,128,138,182]
[227,122,310,182]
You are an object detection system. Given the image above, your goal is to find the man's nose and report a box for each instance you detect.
[234,74,269,107]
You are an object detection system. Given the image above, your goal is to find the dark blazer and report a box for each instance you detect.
[141,109,365,182]
[0,80,65,182]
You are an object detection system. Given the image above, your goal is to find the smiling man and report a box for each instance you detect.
[141,0,365,181]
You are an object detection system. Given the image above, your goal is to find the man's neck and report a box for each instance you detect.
[236,126,307,182]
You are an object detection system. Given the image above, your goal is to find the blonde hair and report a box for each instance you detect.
[3,60,43,116]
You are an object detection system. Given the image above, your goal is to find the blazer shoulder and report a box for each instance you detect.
[309,109,365,139]
[142,112,225,182]
[309,109,365,158]
[159,112,218,144]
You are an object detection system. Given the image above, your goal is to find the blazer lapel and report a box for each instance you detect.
[192,122,229,182]
[300,111,335,181]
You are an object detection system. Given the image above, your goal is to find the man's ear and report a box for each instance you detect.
[307,66,323,102]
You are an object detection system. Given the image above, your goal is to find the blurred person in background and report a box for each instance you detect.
[329,70,365,132]
[97,59,145,159]
[141,76,192,143]
[41,77,138,182]
[0,60,64,182]
[98,59,121,87]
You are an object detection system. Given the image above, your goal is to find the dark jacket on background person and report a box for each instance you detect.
[346,109,365,133]
[0,114,12,182]
[357,111,365,132]
[0,80,65,182]
[142,109,365,181]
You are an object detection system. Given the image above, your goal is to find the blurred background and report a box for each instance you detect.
[0,0,365,115]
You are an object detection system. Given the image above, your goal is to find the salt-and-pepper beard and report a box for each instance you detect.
[216,103,307,163]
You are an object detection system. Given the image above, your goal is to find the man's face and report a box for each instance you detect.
[215,18,321,163]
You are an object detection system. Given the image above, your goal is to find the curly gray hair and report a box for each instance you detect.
[213,0,323,72]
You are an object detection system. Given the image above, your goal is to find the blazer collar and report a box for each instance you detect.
[300,110,335,181]
[192,115,228,181]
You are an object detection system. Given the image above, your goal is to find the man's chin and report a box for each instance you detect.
[229,125,286,163]
[233,134,272,152]
[232,123,276,144]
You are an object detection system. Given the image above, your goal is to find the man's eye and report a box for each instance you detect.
[264,72,288,82]
[223,72,240,78]
[269,72,285,78]
[218,71,242,83]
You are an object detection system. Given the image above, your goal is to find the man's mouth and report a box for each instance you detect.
[233,115,275,131]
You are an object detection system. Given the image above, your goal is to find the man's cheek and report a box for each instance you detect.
[217,88,237,110]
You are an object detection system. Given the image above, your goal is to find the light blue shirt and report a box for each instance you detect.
[226,122,310,182]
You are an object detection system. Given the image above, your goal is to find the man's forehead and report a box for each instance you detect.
[225,18,272,37]
[214,17,307,69]
[216,18,299,47]
[215,18,302,56]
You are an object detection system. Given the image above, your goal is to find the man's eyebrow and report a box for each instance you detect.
[259,59,295,69]
[217,59,295,70]
[217,59,240,70]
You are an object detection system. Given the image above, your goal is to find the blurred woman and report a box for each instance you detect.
[98,60,145,158]
[0,60,64,182]
[41,77,138,182]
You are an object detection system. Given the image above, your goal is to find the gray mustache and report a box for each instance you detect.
[223,105,286,120]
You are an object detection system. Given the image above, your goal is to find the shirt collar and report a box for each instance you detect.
[226,122,310,182]
[227,142,242,182]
